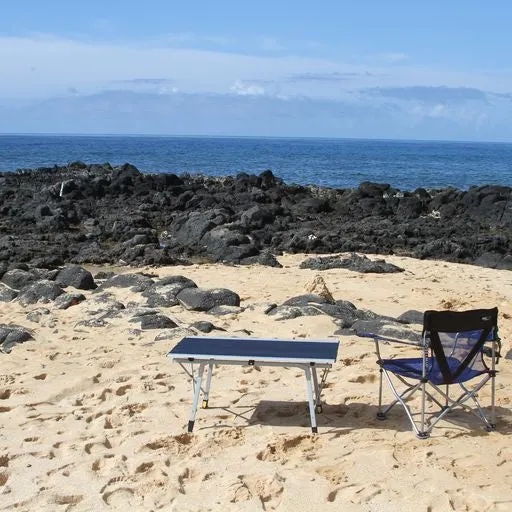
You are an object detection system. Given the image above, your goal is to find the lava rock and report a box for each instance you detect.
[96,273,155,291]
[1,269,37,290]
[140,314,178,330]
[0,284,18,302]
[300,253,405,273]
[54,293,87,310]
[177,287,240,311]
[55,265,96,290]
[17,280,65,305]
[0,324,34,353]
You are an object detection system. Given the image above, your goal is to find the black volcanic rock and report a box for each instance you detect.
[300,253,404,273]
[55,265,97,290]
[1,269,37,290]
[17,280,65,305]
[177,287,240,311]
[0,324,34,353]
[0,163,511,270]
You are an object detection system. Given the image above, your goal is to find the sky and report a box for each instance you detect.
[1,1,512,139]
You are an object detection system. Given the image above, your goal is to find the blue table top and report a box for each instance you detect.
[168,336,339,364]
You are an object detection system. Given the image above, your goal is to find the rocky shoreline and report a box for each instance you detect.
[1,162,511,270]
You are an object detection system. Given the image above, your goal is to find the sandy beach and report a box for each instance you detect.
[1,253,511,511]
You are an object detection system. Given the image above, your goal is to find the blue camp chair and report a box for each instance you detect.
[360,308,501,438]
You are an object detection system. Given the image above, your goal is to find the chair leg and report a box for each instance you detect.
[377,368,386,420]
[380,370,426,437]
[491,369,496,429]
[417,381,429,439]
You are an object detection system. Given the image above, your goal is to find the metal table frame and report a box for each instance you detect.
[167,337,339,433]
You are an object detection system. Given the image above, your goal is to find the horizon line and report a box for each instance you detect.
[1,132,512,145]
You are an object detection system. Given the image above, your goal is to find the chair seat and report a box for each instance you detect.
[381,356,488,385]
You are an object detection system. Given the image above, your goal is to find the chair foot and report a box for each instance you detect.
[187,420,195,432]
[486,424,496,432]
[416,431,430,440]
[202,399,209,409]
[376,412,387,421]
[315,404,323,414]
[311,426,318,434]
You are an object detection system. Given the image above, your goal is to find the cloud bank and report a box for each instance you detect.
[1,34,512,140]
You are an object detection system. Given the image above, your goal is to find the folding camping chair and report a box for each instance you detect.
[360,308,501,438]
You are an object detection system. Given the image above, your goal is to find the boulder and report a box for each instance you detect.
[0,284,18,302]
[54,292,87,310]
[17,280,65,305]
[0,324,34,353]
[397,310,424,325]
[140,314,178,330]
[190,321,217,333]
[345,319,422,344]
[96,273,155,291]
[240,251,283,268]
[300,253,404,273]
[177,287,240,311]
[55,265,96,290]
[1,269,36,290]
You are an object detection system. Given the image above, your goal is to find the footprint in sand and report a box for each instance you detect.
[0,389,11,400]
[84,438,113,455]
[98,388,113,402]
[142,433,195,456]
[102,487,138,506]
[348,374,376,384]
[0,406,12,413]
[135,462,154,474]
[115,385,132,396]
[100,360,119,369]
[316,466,348,501]
[256,435,318,464]
[121,403,148,417]
[228,473,285,507]
[177,467,197,494]
[0,471,9,486]
[33,373,47,381]
[52,495,83,506]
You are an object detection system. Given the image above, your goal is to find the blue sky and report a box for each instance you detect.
[3,1,511,66]
[1,1,512,139]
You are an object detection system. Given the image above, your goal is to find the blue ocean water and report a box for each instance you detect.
[0,134,511,190]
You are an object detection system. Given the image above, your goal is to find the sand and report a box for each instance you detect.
[1,253,511,511]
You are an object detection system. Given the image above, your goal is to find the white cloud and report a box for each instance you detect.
[230,80,265,96]
[0,34,511,102]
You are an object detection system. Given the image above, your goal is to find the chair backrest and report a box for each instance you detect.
[423,308,498,384]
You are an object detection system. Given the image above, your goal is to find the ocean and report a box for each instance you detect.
[0,134,511,191]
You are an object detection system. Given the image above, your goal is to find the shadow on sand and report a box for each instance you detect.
[197,400,512,437]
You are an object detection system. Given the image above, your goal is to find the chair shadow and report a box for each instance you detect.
[199,400,512,437]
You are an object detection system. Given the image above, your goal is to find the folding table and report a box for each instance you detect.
[167,336,340,433]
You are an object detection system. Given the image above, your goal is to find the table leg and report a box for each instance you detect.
[311,367,323,414]
[202,362,214,408]
[188,362,206,432]
[305,366,318,433]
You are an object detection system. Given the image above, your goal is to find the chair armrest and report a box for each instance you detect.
[356,332,422,347]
